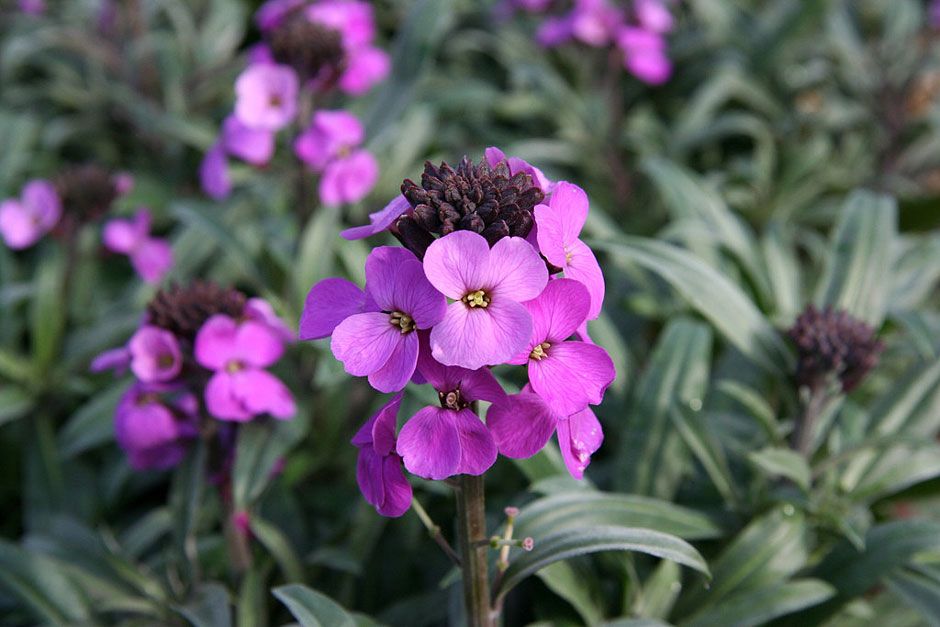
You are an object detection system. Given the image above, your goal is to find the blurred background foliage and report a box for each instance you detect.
[2,0,940,625]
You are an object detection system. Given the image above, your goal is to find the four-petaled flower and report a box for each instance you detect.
[103,208,174,284]
[128,325,183,383]
[423,231,548,370]
[352,393,413,517]
[329,246,446,392]
[396,336,504,480]
[0,180,61,250]
[115,383,199,471]
[234,64,299,131]
[195,315,296,421]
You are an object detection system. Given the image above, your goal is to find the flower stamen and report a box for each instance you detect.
[439,388,467,410]
[529,342,551,361]
[463,289,490,309]
[389,311,415,334]
[226,360,244,374]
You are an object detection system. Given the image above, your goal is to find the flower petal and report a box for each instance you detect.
[529,340,615,415]
[365,249,446,329]
[526,278,590,344]
[103,219,140,254]
[458,366,506,404]
[429,299,532,370]
[423,230,491,300]
[129,326,182,382]
[564,239,605,320]
[487,392,558,458]
[235,320,285,368]
[200,143,231,200]
[194,315,240,370]
[236,368,295,419]
[397,406,461,480]
[370,392,404,455]
[356,448,384,510]
[331,311,402,377]
[319,150,379,206]
[21,180,61,230]
[557,407,604,479]
[485,236,548,301]
[300,277,366,340]
[535,181,589,266]
[339,46,390,95]
[222,114,276,165]
[341,195,410,240]
[130,238,173,284]
[0,199,41,249]
[367,329,419,393]
[204,372,253,421]
[377,454,412,517]
[453,408,498,475]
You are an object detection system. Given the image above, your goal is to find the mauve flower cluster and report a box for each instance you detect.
[511,0,675,85]
[94,282,296,470]
[303,149,615,517]
[201,0,388,206]
[0,167,172,284]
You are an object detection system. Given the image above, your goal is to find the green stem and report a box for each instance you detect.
[455,474,495,627]
[412,498,461,566]
[792,385,830,457]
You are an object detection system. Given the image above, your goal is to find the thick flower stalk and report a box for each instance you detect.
[200,0,388,205]
[302,148,615,625]
[93,282,296,471]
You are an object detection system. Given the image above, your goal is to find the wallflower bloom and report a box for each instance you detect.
[222,115,276,166]
[396,340,504,479]
[423,231,548,370]
[300,277,369,340]
[488,389,603,479]
[115,384,198,471]
[128,325,183,383]
[103,208,173,284]
[200,144,232,200]
[617,26,671,84]
[509,279,615,415]
[329,247,446,392]
[0,180,62,250]
[307,0,390,95]
[535,181,605,319]
[195,315,296,421]
[294,110,379,205]
[234,64,299,131]
[352,393,412,517]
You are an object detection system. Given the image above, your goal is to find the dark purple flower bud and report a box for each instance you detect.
[787,305,883,392]
[54,164,123,223]
[396,156,544,258]
[146,282,248,343]
[267,9,346,82]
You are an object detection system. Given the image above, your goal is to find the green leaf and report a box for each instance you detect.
[537,562,604,626]
[233,415,307,511]
[617,318,713,498]
[886,566,940,625]
[814,190,897,327]
[680,579,834,627]
[30,249,66,377]
[601,620,671,627]
[592,237,791,375]
[250,517,305,583]
[237,567,268,627]
[292,205,340,310]
[177,583,232,627]
[170,441,206,589]
[273,584,357,627]
[0,539,91,625]
[493,525,710,601]
[171,201,263,285]
[58,381,130,458]
[0,386,33,425]
[670,407,738,505]
[675,507,807,617]
[747,447,811,491]
[514,491,723,542]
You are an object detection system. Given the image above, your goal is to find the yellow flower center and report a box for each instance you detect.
[226,360,244,374]
[530,342,551,361]
[389,311,415,334]
[463,289,490,309]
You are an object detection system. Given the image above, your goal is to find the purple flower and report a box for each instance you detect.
[195,315,296,421]
[17,0,45,15]
[488,387,604,478]
[616,27,671,84]
[300,277,369,340]
[234,64,299,131]
[352,393,413,517]
[395,338,504,479]
[330,247,446,392]
[222,115,276,166]
[294,110,379,206]
[340,195,410,240]
[103,208,173,284]
[245,297,295,342]
[200,143,232,200]
[90,346,131,374]
[535,181,605,319]
[635,0,673,33]
[305,0,390,95]
[0,180,61,250]
[423,231,548,370]
[115,383,199,471]
[538,0,621,47]
[128,325,183,383]
[339,47,391,95]
[508,279,615,415]
[255,0,305,32]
